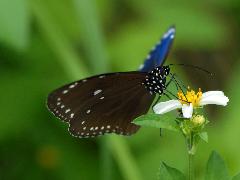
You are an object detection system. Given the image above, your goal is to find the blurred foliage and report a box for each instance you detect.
[0,0,239,180]
[205,151,230,180]
[158,162,186,180]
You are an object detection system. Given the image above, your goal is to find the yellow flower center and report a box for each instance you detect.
[177,87,202,107]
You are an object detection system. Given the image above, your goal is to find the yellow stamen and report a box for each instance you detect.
[177,87,202,107]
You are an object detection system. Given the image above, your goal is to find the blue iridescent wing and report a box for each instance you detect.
[139,26,175,72]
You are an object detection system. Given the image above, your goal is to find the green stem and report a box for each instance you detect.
[188,152,194,180]
[187,134,194,180]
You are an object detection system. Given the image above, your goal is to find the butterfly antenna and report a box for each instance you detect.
[169,63,214,77]
[168,73,189,102]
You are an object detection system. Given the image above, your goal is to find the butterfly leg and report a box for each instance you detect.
[163,92,172,100]
[170,73,188,90]
[168,73,185,93]
[151,73,176,110]
[150,95,163,137]
[166,73,178,88]
[164,89,180,99]
[156,74,177,137]
[151,95,161,111]
[168,74,189,102]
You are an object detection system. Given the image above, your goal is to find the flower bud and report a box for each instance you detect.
[191,115,205,127]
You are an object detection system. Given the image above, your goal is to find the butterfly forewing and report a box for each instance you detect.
[140,26,175,72]
[47,72,155,138]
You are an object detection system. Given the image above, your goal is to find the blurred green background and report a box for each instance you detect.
[0,0,239,179]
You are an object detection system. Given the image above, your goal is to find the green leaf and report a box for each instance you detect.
[133,113,180,132]
[158,162,186,180]
[0,0,30,49]
[232,173,240,180]
[199,132,208,143]
[205,151,230,180]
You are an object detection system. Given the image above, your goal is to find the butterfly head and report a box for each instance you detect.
[143,66,170,94]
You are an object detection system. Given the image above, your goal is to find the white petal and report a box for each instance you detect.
[182,103,193,118]
[153,100,182,114]
[200,91,229,106]
[202,91,224,99]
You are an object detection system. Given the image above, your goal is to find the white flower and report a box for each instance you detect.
[153,90,229,118]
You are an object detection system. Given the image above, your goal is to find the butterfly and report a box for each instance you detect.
[47,26,175,138]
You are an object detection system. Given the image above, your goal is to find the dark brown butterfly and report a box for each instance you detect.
[47,66,171,138]
[47,26,175,138]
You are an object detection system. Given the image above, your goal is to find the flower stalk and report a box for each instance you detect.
[188,150,194,180]
[185,130,195,180]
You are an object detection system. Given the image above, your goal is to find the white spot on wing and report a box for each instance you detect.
[69,84,75,88]
[138,64,144,70]
[93,89,102,96]
[86,109,91,114]
[151,46,156,51]
[65,109,70,113]
[63,90,68,94]
[70,113,74,118]
[163,27,175,39]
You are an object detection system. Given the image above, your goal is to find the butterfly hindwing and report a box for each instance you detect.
[47,72,155,137]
